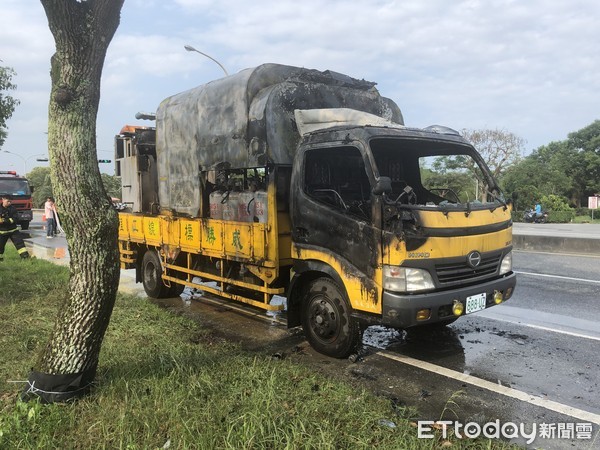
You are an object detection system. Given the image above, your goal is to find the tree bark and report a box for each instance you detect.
[24,0,125,403]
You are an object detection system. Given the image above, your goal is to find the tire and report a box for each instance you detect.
[301,277,361,358]
[20,221,30,230]
[141,250,171,298]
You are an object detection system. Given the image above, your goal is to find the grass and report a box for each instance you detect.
[0,247,516,449]
[572,215,600,224]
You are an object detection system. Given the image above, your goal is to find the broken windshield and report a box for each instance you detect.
[370,137,505,210]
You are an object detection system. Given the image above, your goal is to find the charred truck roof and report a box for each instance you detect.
[156,63,402,216]
[298,121,472,146]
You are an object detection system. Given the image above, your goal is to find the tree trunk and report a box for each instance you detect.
[24,0,125,403]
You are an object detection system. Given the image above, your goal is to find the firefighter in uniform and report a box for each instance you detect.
[0,194,31,261]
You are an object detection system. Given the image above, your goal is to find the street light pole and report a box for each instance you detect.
[2,150,26,174]
[1,150,48,174]
[26,154,49,172]
[184,45,229,76]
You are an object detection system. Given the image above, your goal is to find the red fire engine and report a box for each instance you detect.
[0,171,34,230]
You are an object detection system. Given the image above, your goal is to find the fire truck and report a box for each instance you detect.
[0,170,34,230]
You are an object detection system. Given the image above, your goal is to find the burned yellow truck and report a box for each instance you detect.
[116,63,516,358]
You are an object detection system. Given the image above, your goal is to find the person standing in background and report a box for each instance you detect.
[44,197,58,239]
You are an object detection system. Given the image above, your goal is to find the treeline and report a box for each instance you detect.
[26,166,121,208]
[499,120,600,212]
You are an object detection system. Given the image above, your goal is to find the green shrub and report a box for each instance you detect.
[547,210,575,223]
[577,207,599,219]
[512,210,574,223]
[539,194,572,212]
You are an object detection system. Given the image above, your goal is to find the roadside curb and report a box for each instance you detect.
[24,241,70,266]
[24,238,143,295]
[513,234,600,255]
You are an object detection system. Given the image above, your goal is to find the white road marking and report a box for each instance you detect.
[515,270,600,284]
[477,315,600,342]
[377,350,600,425]
[475,305,600,342]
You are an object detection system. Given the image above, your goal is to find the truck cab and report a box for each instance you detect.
[286,116,515,356]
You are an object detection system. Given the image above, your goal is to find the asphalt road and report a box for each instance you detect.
[21,214,600,448]
[431,250,600,446]
[513,222,600,238]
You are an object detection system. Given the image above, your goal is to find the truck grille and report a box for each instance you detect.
[435,253,501,284]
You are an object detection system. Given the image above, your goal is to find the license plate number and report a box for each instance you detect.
[466,293,487,314]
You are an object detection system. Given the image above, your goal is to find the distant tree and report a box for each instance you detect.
[565,120,600,200]
[536,141,583,206]
[500,164,542,211]
[25,0,125,403]
[0,64,20,149]
[461,128,525,180]
[502,121,600,209]
[568,119,600,153]
[28,167,121,208]
[500,141,575,210]
[101,173,122,200]
[27,166,53,207]
[423,162,478,202]
[432,129,526,202]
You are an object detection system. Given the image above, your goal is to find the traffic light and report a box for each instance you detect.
[98,159,112,163]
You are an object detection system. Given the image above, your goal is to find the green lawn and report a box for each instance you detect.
[572,215,600,224]
[0,248,515,449]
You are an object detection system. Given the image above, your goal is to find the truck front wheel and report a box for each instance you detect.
[301,277,361,358]
[142,250,171,298]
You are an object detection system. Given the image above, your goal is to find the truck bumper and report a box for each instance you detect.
[17,210,33,222]
[380,273,517,329]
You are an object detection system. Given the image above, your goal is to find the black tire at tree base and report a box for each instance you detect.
[141,250,172,298]
[301,277,362,358]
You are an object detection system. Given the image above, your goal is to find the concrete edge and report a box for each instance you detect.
[513,235,600,255]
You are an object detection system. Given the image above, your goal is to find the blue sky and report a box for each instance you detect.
[1,0,600,175]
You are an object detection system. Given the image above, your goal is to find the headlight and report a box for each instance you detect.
[383,266,435,293]
[499,251,512,275]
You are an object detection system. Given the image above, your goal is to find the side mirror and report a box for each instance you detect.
[372,176,392,195]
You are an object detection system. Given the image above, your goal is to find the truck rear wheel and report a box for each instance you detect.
[142,250,171,298]
[301,277,361,358]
